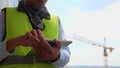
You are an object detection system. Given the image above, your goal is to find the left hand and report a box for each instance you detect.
[32,29,62,61]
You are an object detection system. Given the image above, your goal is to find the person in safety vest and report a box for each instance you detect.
[0,0,71,68]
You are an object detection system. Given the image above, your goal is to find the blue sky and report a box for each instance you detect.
[46,0,119,13]
[13,0,120,67]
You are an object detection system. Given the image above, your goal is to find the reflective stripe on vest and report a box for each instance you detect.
[0,55,51,65]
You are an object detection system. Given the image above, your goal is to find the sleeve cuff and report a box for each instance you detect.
[0,42,12,61]
[52,50,70,67]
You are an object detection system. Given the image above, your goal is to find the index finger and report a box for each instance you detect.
[36,29,46,42]
[31,29,38,38]
[36,29,42,36]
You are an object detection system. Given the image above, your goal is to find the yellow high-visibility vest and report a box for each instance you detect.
[1,7,59,68]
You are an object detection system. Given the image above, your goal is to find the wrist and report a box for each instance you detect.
[50,52,60,62]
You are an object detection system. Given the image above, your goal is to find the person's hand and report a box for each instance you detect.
[32,29,62,61]
[20,30,40,46]
[6,29,40,52]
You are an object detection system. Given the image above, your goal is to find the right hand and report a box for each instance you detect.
[32,29,62,61]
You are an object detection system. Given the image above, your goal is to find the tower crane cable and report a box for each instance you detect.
[66,34,114,52]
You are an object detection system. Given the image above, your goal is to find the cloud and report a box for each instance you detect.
[68,45,104,66]
[65,1,120,66]
[65,1,120,43]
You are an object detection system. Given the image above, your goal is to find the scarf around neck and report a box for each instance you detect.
[17,1,50,30]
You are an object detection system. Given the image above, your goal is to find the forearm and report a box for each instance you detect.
[0,12,11,61]
[6,37,21,52]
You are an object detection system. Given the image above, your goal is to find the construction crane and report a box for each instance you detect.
[66,34,114,68]
[102,38,111,68]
